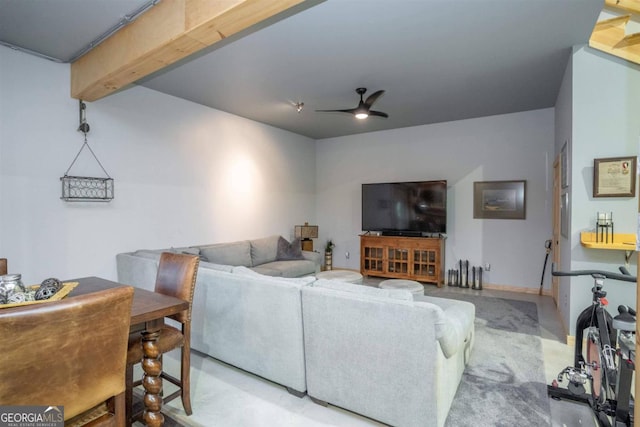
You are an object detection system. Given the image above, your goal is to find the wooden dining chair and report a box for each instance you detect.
[0,258,7,275]
[126,252,199,423]
[0,285,134,426]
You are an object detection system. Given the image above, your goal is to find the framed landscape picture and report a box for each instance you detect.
[593,156,636,197]
[473,180,526,220]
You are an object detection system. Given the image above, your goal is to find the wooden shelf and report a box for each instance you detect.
[580,231,636,265]
[580,231,636,250]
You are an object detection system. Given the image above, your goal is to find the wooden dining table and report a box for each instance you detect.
[68,276,189,427]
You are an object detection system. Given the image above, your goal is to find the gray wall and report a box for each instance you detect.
[315,109,555,291]
[0,46,317,284]
[554,48,574,331]
[561,46,640,335]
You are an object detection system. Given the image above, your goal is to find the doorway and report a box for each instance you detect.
[552,156,561,304]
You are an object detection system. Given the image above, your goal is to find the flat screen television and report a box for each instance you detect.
[362,180,447,235]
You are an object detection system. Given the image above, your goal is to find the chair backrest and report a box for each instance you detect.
[155,252,199,323]
[0,285,134,420]
[0,258,7,276]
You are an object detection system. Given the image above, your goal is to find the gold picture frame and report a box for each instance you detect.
[593,156,636,197]
[473,180,526,220]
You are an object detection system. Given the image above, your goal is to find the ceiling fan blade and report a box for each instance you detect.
[315,108,358,114]
[369,110,389,118]
[364,90,385,108]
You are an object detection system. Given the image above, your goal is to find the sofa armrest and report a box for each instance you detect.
[414,296,475,359]
[301,251,322,273]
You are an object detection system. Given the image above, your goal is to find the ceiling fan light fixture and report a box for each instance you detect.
[316,87,387,120]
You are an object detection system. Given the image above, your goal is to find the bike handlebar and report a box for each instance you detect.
[619,266,632,276]
[551,264,636,283]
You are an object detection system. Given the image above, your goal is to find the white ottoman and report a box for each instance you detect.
[316,270,364,284]
[379,279,424,295]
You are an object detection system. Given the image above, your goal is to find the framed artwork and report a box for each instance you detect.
[561,141,569,189]
[593,156,636,197]
[473,180,526,220]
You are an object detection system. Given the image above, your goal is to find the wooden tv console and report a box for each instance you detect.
[360,234,445,286]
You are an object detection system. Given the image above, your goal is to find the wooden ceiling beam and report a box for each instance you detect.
[70,0,307,101]
[589,14,640,65]
[605,0,640,15]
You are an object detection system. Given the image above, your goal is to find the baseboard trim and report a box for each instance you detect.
[482,282,552,296]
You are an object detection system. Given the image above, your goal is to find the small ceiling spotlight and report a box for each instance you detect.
[295,102,304,113]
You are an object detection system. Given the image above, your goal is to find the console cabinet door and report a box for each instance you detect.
[387,247,410,277]
[412,247,439,282]
[361,238,385,275]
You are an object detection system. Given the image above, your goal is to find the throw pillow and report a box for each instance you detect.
[276,236,305,260]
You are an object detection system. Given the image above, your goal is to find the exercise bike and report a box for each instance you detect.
[547,266,636,427]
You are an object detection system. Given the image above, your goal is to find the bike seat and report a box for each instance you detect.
[613,309,636,332]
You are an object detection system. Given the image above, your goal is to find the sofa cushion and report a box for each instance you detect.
[250,265,283,277]
[199,260,234,273]
[132,250,162,261]
[259,260,316,278]
[199,241,252,267]
[231,266,316,286]
[276,237,305,260]
[166,246,208,261]
[180,246,203,257]
[250,235,280,266]
[313,279,413,301]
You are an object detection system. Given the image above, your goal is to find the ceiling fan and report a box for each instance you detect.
[316,88,388,120]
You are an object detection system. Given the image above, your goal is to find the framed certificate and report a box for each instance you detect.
[593,156,636,197]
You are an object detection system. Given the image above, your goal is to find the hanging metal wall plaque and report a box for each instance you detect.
[60,100,114,202]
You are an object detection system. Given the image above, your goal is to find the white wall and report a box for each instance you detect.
[564,46,640,334]
[316,109,555,291]
[0,46,317,284]
[5,39,633,310]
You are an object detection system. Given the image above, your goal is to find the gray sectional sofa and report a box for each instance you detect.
[116,235,475,427]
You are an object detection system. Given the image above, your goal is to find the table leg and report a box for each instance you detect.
[141,329,164,427]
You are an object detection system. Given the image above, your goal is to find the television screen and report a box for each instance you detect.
[362,181,447,234]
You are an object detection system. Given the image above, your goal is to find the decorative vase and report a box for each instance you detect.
[324,251,333,270]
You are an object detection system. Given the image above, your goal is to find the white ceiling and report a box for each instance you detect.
[0,0,603,139]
